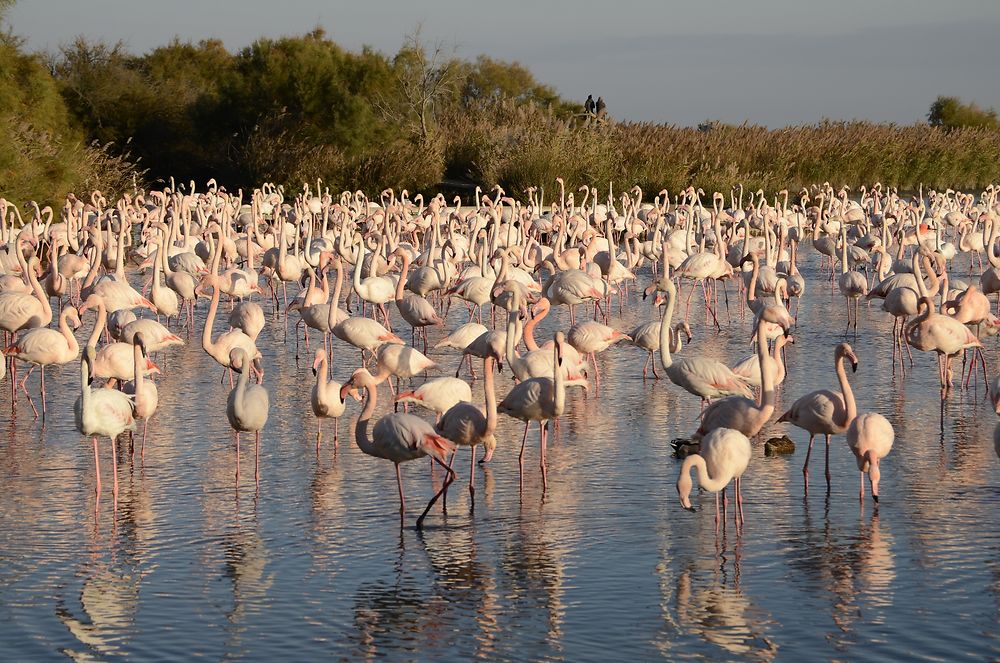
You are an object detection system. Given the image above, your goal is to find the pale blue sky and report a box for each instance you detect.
[7,0,1000,126]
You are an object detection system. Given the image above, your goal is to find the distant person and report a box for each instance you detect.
[595,96,607,118]
[584,94,595,115]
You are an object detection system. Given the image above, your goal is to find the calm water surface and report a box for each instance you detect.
[2,250,999,661]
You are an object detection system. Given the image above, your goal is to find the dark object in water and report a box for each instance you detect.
[765,435,796,456]
[671,437,699,459]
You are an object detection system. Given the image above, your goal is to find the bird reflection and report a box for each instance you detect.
[349,531,438,658]
[791,499,895,649]
[671,536,778,660]
[221,501,273,650]
[57,468,155,662]
[418,525,500,658]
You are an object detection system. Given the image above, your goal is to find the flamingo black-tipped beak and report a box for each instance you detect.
[311,367,317,376]
[685,505,697,513]
[872,494,879,503]
[851,361,858,373]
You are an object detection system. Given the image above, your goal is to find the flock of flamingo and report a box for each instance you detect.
[1,179,999,530]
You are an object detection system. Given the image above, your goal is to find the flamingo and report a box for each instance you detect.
[659,277,752,406]
[436,354,499,505]
[566,320,630,388]
[905,296,981,395]
[118,318,184,353]
[74,345,135,498]
[197,275,261,381]
[497,331,568,489]
[123,333,159,460]
[5,305,81,418]
[340,367,456,528]
[395,378,473,419]
[697,306,792,439]
[226,347,269,485]
[838,224,869,329]
[846,413,894,504]
[676,427,752,531]
[778,343,859,491]
[229,301,266,342]
[310,348,353,452]
[80,295,161,385]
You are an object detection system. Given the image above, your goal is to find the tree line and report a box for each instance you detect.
[2,8,1000,206]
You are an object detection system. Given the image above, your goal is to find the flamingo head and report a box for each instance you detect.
[676,462,696,512]
[865,450,881,503]
[311,349,326,375]
[78,294,102,314]
[65,307,82,331]
[836,343,859,373]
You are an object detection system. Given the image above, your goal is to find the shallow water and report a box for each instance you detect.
[1,249,999,661]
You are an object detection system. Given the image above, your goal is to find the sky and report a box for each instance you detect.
[7,0,1000,127]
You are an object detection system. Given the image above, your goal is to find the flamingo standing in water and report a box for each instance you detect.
[697,305,792,439]
[659,276,752,407]
[778,343,859,491]
[676,427,752,531]
[566,320,630,388]
[436,354,500,506]
[5,305,81,418]
[310,348,351,451]
[123,332,159,460]
[846,412,894,504]
[340,367,456,528]
[498,331,568,490]
[74,345,135,498]
[226,347,269,485]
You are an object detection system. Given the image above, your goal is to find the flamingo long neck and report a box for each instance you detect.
[835,354,857,427]
[756,318,775,410]
[394,254,411,302]
[315,355,329,401]
[133,342,145,395]
[747,255,759,305]
[484,356,497,435]
[60,310,79,356]
[234,350,249,400]
[354,384,379,457]
[353,240,365,292]
[552,341,566,417]
[524,301,548,351]
[328,260,344,329]
[80,353,92,410]
[505,313,521,367]
[659,285,676,370]
[203,281,220,354]
[772,338,789,385]
[682,455,732,493]
[87,299,107,348]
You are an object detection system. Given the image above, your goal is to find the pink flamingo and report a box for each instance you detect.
[566,320,630,388]
[310,348,351,451]
[6,305,81,418]
[846,413,894,504]
[778,343,859,491]
[226,347,269,485]
[697,305,792,439]
[498,331,568,490]
[123,333,159,460]
[676,427,752,531]
[340,368,456,528]
[74,345,135,498]
[436,354,500,505]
